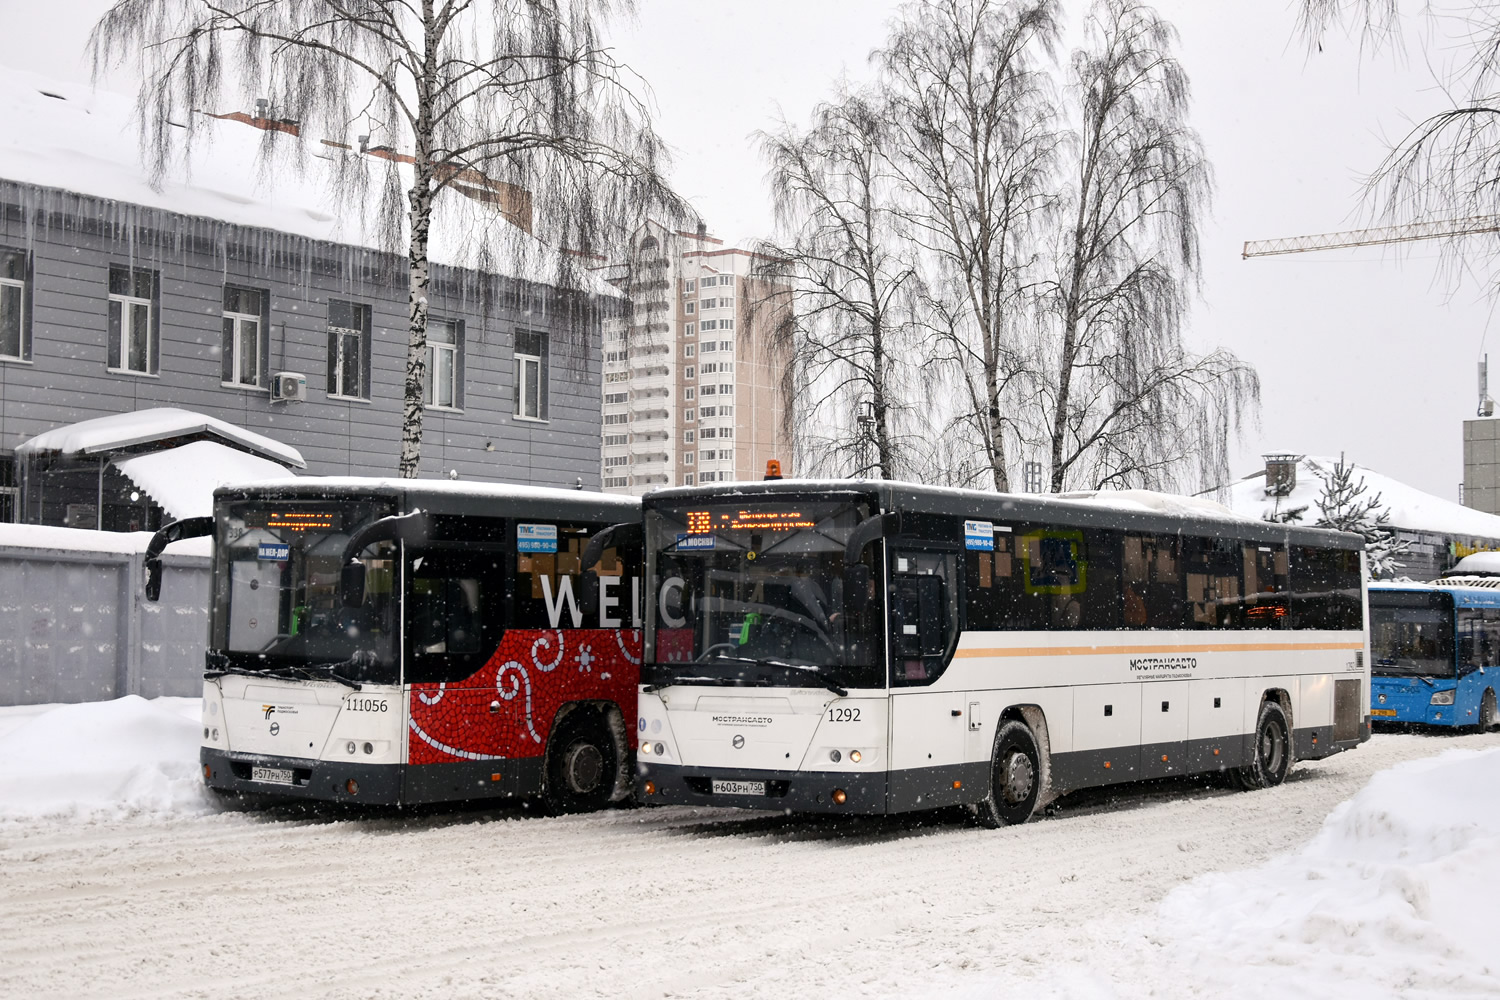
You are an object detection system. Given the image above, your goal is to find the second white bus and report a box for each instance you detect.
[632,480,1370,825]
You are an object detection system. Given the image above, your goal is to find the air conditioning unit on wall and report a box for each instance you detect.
[271,372,307,403]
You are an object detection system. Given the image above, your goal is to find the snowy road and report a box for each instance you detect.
[1,731,1496,999]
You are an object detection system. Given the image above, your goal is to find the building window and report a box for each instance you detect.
[1,249,29,361]
[684,323,695,338]
[684,387,696,401]
[700,471,717,483]
[719,427,735,438]
[604,455,629,468]
[604,391,628,405]
[684,408,696,422]
[424,318,463,409]
[683,452,695,465]
[107,265,158,375]
[684,279,696,293]
[684,430,696,444]
[604,434,628,447]
[604,412,629,426]
[701,320,717,332]
[326,299,372,399]
[720,340,734,352]
[222,285,267,388]
[515,329,549,421]
[684,344,696,358]
[685,366,696,380]
[683,473,695,486]
[604,476,629,488]
[685,301,696,315]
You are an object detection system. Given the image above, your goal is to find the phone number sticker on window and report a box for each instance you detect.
[517,523,558,552]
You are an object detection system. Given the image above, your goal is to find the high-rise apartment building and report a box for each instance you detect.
[599,224,792,495]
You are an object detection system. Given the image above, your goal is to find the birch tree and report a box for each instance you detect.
[755,91,922,480]
[91,0,686,477]
[1038,0,1257,493]
[879,0,1060,492]
[1299,2,1500,273]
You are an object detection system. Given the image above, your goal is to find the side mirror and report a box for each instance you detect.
[844,564,872,612]
[145,560,165,603]
[341,562,367,608]
[142,515,215,602]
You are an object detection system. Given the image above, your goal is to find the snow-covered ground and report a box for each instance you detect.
[0,698,1495,999]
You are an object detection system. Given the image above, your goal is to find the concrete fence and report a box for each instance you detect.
[0,525,210,705]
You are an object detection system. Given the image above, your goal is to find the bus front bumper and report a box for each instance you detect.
[1370,681,1463,727]
[201,747,403,804]
[637,761,888,814]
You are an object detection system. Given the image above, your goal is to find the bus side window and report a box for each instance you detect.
[406,546,507,683]
[1242,543,1289,629]
[513,523,595,628]
[890,550,956,685]
[1458,608,1500,671]
[1288,546,1363,630]
[1121,533,1185,629]
[1183,535,1246,629]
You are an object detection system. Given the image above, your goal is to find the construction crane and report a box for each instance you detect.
[1241,215,1500,258]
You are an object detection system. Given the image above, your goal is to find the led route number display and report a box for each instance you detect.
[683,509,817,535]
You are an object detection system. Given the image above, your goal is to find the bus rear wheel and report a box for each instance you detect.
[1236,700,1291,790]
[544,711,617,814]
[1479,689,1498,733]
[975,720,1043,828]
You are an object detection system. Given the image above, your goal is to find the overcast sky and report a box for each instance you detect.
[0,0,1485,501]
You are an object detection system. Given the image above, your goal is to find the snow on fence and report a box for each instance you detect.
[0,525,210,705]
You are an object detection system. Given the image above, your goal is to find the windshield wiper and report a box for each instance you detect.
[205,653,368,690]
[696,651,849,697]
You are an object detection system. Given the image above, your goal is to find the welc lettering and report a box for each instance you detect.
[538,574,643,628]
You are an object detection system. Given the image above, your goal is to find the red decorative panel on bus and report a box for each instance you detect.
[406,628,642,765]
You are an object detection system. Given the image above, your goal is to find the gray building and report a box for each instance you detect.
[0,72,610,522]
[1464,417,1500,516]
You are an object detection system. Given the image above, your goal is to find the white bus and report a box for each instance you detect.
[632,480,1370,825]
[145,478,643,810]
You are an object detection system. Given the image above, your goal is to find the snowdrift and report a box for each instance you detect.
[1157,746,1500,997]
[0,697,213,820]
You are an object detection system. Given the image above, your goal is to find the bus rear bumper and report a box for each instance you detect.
[637,762,888,814]
[201,747,403,805]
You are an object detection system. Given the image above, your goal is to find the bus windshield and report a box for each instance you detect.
[1370,605,1454,678]
[212,500,399,683]
[644,499,883,690]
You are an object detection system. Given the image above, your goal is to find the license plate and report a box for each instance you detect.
[711,779,766,796]
[1370,708,1398,717]
[251,766,295,785]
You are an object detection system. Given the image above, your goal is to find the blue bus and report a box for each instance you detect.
[1368,581,1500,730]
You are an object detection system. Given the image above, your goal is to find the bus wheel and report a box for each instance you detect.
[544,711,617,814]
[1480,689,1498,732]
[975,721,1043,828]
[1236,700,1291,790]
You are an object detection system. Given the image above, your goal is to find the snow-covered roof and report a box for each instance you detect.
[1448,551,1500,576]
[0,66,618,297]
[114,441,294,520]
[221,475,641,508]
[0,522,211,557]
[15,407,305,468]
[1054,488,1252,523]
[1229,454,1500,540]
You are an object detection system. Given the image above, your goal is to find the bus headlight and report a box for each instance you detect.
[850,750,862,763]
[1430,690,1456,706]
[639,741,652,755]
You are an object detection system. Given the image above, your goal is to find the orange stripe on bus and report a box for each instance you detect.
[953,641,1364,659]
